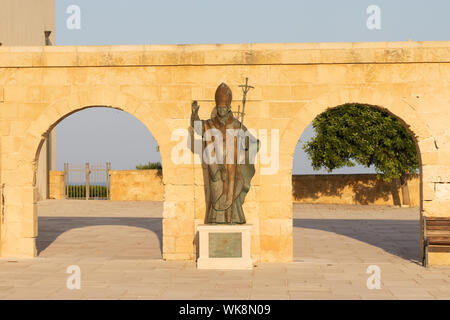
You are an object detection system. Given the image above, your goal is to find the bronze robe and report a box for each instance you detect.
[193,111,258,224]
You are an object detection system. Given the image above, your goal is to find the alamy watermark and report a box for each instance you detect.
[366,5,381,30]
[66,5,81,30]
[171,123,280,175]
[65,4,382,33]
[66,265,81,290]
[366,265,381,289]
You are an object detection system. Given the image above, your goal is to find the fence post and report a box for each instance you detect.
[85,163,90,200]
[64,163,68,199]
[106,162,111,200]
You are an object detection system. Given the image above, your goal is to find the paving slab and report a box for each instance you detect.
[0,200,449,299]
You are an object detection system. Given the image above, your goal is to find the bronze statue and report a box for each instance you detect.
[191,82,259,224]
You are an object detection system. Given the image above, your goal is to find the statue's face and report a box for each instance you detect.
[217,105,229,117]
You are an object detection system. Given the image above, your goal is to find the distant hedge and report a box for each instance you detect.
[66,185,108,199]
[136,161,162,170]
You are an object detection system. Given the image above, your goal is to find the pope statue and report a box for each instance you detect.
[191,83,259,224]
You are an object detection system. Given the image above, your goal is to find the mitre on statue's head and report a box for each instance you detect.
[215,83,232,107]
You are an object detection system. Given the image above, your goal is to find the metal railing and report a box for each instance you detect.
[64,162,111,200]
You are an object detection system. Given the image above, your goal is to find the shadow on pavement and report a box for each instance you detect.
[294,218,421,262]
[37,217,162,258]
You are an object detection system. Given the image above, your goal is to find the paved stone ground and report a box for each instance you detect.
[0,200,449,300]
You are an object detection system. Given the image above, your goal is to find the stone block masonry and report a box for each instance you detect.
[0,41,449,265]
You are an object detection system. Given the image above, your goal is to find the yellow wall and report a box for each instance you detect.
[50,171,419,207]
[0,42,449,265]
[48,170,64,199]
[293,174,420,206]
[0,0,54,46]
[49,169,164,201]
[110,170,163,201]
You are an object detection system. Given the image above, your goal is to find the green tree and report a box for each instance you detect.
[303,103,419,206]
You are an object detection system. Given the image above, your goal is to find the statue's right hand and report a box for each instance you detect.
[191,100,200,114]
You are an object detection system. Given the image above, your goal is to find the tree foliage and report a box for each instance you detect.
[302,103,419,181]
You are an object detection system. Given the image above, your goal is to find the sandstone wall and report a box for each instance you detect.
[48,169,164,201]
[48,170,64,200]
[109,169,163,201]
[50,170,420,207]
[293,174,420,207]
[0,42,449,264]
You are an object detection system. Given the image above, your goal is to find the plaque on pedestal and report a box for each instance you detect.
[196,224,253,270]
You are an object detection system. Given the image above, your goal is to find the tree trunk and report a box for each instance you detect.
[400,173,411,207]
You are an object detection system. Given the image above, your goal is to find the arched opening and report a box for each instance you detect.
[292,103,422,264]
[35,106,164,259]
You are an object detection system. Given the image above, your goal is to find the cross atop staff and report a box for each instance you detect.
[235,77,254,126]
[231,77,255,224]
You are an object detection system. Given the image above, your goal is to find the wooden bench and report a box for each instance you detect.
[423,217,450,266]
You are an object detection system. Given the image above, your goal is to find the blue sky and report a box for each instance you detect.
[53,0,450,172]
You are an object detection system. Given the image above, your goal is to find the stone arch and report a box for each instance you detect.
[282,88,433,200]
[22,88,170,178]
[284,87,431,262]
[282,88,433,164]
[13,88,172,257]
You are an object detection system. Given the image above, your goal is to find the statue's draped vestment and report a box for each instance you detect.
[191,83,258,224]
[199,113,257,224]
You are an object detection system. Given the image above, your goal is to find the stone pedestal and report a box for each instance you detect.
[196,224,253,270]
